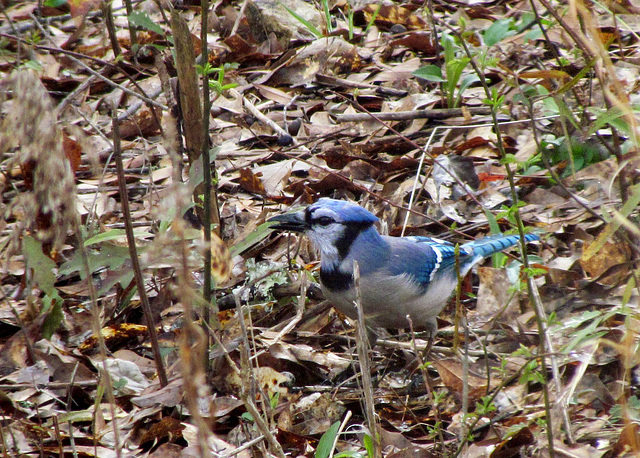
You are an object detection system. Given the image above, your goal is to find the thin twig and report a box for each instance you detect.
[315,73,408,97]
[219,433,268,457]
[75,189,122,458]
[111,106,169,387]
[353,261,381,456]
[328,411,352,458]
[334,107,491,122]
[240,91,307,150]
[230,0,250,36]
[233,293,286,458]
[200,0,218,373]
[0,34,168,111]
[0,381,98,390]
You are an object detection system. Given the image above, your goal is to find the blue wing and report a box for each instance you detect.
[385,233,539,289]
[384,236,456,288]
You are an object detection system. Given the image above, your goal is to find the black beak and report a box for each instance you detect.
[268,211,309,232]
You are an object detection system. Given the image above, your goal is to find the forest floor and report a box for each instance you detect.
[1,0,640,456]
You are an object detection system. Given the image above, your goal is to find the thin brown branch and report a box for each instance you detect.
[111,106,168,388]
[334,107,491,122]
[353,262,381,456]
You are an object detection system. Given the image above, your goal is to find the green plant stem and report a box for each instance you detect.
[453,351,547,456]
[533,0,634,201]
[442,22,557,454]
[321,0,332,34]
[363,4,381,35]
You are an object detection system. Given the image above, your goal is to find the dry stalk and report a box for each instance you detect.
[102,1,122,58]
[233,293,286,458]
[0,71,76,254]
[353,262,381,456]
[200,0,215,363]
[111,106,168,387]
[174,213,213,457]
[328,410,353,458]
[0,70,125,456]
[407,317,445,453]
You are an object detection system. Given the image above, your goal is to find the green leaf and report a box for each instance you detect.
[97,268,135,296]
[484,18,515,46]
[113,377,129,391]
[610,396,640,422]
[583,183,640,261]
[550,96,576,126]
[42,300,63,340]
[322,0,332,34]
[587,106,628,136]
[230,221,279,257]
[279,1,323,38]
[484,209,501,235]
[483,210,507,268]
[516,12,536,32]
[84,228,153,246]
[458,73,480,94]
[23,236,64,338]
[44,0,67,7]
[445,58,470,102]
[362,434,375,456]
[23,236,57,295]
[564,324,607,354]
[270,392,280,410]
[189,147,220,188]
[442,34,455,64]
[59,244,131,279]
[363,4,381,34]
[315,421,340,458]
[128,10,165,36]
[455,73,480,106]
[557,58,597,96]
[524,26,544,41]
[23,60,43,72]
[334,452,366,458]
[412,65,444,82]
[622,274,636,307]
[500,153,518,164]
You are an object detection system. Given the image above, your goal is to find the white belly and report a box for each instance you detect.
[322,271,457,332]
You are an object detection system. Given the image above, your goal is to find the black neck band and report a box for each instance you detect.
[320,268,353,291]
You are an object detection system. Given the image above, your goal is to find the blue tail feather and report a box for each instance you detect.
[462,233,539,258]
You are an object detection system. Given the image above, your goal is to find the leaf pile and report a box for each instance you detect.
[1,0,640,456]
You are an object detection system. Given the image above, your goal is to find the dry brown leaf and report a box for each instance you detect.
[580,238,632,285]
[238,167,267,195]
[432,357,499,401]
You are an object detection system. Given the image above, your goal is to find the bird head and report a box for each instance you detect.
[269,198,379,261]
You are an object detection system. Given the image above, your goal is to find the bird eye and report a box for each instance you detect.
[316,216,334,226]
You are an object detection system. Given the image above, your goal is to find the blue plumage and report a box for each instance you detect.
[269,198,539,334]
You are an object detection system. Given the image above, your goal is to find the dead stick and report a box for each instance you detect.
[334,107,492,123]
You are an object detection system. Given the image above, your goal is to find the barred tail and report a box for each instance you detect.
[462,233,539,258]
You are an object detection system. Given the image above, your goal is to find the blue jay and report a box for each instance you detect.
[269,198,539,336]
